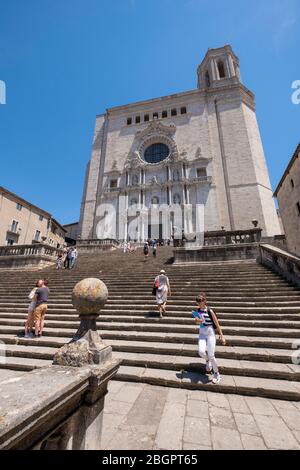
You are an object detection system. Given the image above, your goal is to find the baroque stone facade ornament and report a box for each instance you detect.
[125,120,180,169]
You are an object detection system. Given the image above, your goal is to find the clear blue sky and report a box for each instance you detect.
[0,0,299,224]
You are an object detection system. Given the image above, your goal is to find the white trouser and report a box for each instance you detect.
[198,325,219,374]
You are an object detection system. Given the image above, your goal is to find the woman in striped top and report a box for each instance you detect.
[194,293,226,384]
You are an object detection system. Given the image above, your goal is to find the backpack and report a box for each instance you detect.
[207,307,217,330]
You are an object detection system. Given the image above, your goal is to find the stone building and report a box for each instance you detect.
[274,143,300,256]
[79,45,281,242]
[0,186,66,247]
[64,222,79,245]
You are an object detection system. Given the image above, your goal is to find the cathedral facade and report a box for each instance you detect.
[79,45,281,242]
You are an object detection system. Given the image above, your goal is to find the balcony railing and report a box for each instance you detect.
[6,225,21,236]
[194,176,212,183]
[103,186,120,193]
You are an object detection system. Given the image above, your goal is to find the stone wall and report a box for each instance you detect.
[174,243,260,264]
[275,147,300,257]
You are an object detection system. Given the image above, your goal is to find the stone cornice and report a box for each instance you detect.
[106,90,199,116]
[100,82,255,119]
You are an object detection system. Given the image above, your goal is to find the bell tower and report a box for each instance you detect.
[197,45,242,89]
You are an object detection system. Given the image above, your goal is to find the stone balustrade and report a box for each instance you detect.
[0,243,63,269]
[204,228,262,246]
[76,239,120,253]
[0,243,62,258]
[258,244,300,288]
[174,229,263,263]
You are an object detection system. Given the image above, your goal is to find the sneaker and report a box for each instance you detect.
[212,373,221,384]
[205,361,212,374]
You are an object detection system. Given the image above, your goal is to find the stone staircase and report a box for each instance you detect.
[0,246,300,401]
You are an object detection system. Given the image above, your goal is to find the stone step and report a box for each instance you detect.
[0,334,295,363]
[0,309,299,322]
[114,366,300,401]
[1,317,300,339]
[1,344,299,383]
[113,352,300,381]
[0,311,299,327]
[1,290,299,300]
[1,305,299,315]
[0,286,294,296]
[0,271,284,279]
[0,278,294,286]
[0,274,289,281]
[1,274,282,283]
[0,356,52,371]
[0,279,287,287]
[0,269,286,274]
[0,274,282,280]
[1,292,300,301]
[0,326,297,350]
[1,299,300,308]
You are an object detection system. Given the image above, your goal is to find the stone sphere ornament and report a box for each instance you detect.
[72,278,108,315]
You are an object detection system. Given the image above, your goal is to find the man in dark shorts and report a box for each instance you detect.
[34,279,49,337]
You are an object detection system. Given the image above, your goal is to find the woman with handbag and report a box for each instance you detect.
[24,279,43,338]
[193,293,226,384]
[153,269,171,318]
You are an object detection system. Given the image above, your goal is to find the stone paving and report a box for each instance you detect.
[101,381,300,450]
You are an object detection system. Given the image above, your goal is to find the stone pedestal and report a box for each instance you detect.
[53,278,112,367]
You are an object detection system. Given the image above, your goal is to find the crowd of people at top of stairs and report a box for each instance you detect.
[143,239,171,260]
[56,246,78,270]
[122,239,171,256]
